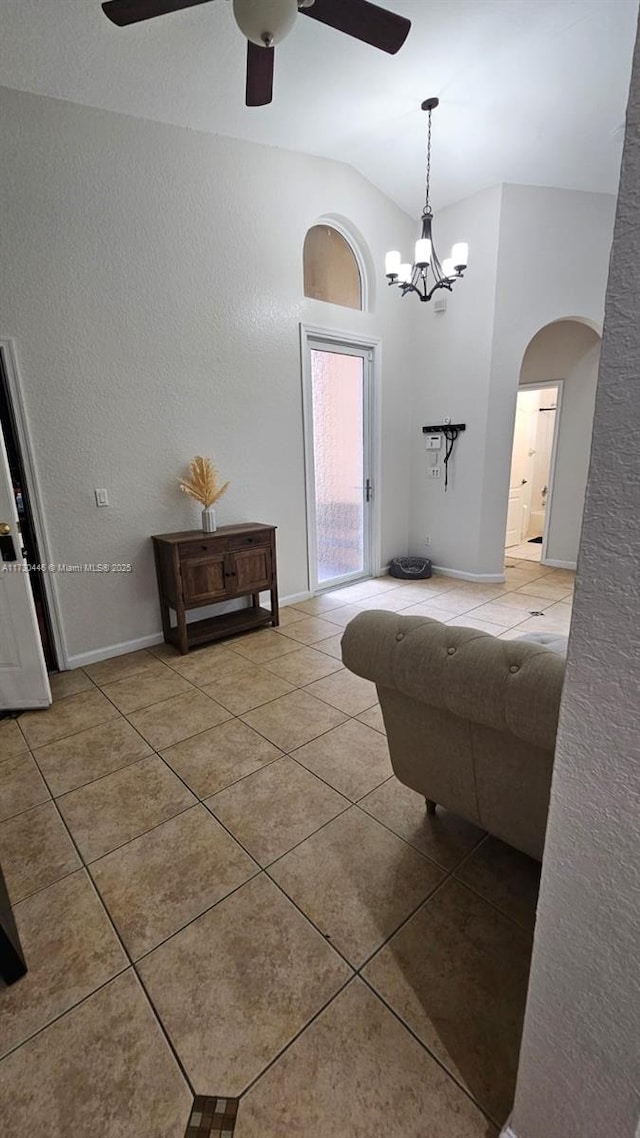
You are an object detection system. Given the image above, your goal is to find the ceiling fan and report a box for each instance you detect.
[101,0,412,107]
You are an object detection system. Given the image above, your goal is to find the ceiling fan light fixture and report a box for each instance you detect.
[233,0,298,46]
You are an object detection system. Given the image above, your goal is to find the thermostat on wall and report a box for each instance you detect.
[425,434,442,450]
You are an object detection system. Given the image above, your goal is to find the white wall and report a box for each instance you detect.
[408,184,615,578]
[0,86,417,663]
[507,16,640,1136]
[479,183,615,573]
[408,185,503,574]
[520,321,601,565]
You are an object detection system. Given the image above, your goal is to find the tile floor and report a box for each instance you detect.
[505,540,543,562]
[0,557,574,1137]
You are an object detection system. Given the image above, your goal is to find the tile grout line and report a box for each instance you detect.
[229,863,505,1129]
[0,963,133,1067]
[24,744,201,1100]
[30,738,154,799]
[352,793,486,873]
[357,972,504,1131]
[130,863,263,966]
[16,708,121,754]
[285,751,393,814]
[233,971,358,1103]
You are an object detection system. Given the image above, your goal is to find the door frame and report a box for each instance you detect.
[299,324,382,595]
[514,379,564,565]
[0,339,68,670]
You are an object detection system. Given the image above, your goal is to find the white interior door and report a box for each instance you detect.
[506,391,537,547]
[303,335,375,592]
[0,423,51,709]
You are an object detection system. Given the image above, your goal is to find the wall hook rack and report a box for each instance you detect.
[422,423,466,489]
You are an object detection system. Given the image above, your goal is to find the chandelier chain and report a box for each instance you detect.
[424,108,432,214]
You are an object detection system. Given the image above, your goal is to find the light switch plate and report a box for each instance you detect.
[95,489,109,508]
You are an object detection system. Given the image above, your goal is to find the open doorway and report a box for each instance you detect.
[505,384,560,563]
[502,319,602,571]
[0,351,57,672]
[0,344,59,710]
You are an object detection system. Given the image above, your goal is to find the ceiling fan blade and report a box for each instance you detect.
[300,0,410,54]
[246,40,275,107]
[102,0,213,27]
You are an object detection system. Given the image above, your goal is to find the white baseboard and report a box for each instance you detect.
[65,591,311,671]
[282,590,312,606]
[542,558,577,570]
[66,632,166,670]
[432,564,506,584]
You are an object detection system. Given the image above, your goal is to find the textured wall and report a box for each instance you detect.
[0,86,417,661]
[508,16,640,1137]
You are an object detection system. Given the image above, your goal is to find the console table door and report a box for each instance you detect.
[181,552,228,606]
[232,546,273,595]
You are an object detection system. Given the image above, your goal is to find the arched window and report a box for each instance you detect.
[303,224,363,310]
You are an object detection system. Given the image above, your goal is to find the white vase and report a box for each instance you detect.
[201,506,217,533]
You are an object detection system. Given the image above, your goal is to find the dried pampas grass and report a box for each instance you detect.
[179,456,229,509]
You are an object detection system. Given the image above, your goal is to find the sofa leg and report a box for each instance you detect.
[425,798,437,815]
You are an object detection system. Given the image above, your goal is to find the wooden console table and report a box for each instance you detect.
[152,523,279,655]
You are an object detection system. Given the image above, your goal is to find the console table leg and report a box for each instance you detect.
[176,600,188,655]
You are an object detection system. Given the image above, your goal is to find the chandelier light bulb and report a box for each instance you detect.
[398,263,413,285]
[414,238,431,267]
[385,250,402,278]
[441,257,455,279]
[452,242,469,270]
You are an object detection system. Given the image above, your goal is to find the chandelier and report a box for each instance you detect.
[385,97,468,302]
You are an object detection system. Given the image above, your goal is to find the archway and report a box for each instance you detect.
[505,319,601,567]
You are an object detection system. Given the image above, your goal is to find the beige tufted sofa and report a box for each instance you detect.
[342,611,566,861]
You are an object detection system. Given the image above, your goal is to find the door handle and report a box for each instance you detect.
[0,522,11,536]
[365,479,373,503]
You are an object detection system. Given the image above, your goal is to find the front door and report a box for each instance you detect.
[0,420,51,709]
[303,336,374,592]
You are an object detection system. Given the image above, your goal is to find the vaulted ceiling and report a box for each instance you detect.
[0,0,637,216]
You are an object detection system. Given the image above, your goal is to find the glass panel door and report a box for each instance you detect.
[308,345,371,589]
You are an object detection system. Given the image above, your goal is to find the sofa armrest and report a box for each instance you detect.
[341,611,565,753]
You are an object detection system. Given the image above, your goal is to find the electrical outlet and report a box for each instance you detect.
[443,416,451,425]
[429,467,441,479]
[425,535,431,545]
